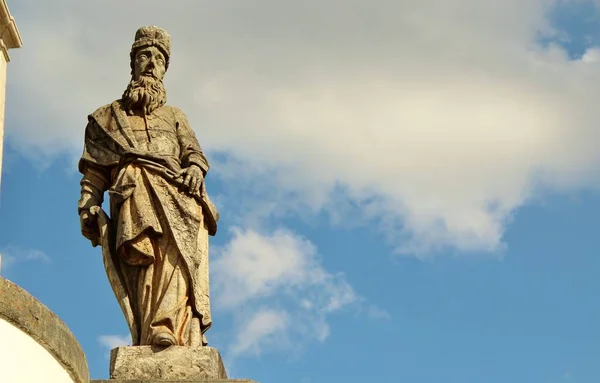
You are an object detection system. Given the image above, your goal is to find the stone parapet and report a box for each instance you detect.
[0,277,90,383]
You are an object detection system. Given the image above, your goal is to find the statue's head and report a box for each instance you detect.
[122,26,171,114]
[130,26,171,81]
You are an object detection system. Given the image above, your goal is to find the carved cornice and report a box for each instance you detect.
[0,0,22,61]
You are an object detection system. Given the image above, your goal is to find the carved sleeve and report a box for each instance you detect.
[78,120,113,214]
[174,108,210,176]
[78,165,109,214]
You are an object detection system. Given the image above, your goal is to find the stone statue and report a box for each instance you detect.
[77,26,219,349]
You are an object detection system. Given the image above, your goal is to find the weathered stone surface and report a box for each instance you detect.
[0,277,90,383]
[80,25,257,383]
[110,346,228,380]
[78,25,220,349]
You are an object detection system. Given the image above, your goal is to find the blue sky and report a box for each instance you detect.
[3,1,600,382]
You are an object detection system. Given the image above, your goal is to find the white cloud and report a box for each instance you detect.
[98,334,131,350]
[581,48,600,63]
[8,0,600,256]
[214,227,335,308]
[366,305,392,321]
[212,227,356,356]
[229,309,289,357]
[0,245,50,273]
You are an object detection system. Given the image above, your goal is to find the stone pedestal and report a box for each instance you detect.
[89,345,258,382]
[108,346,230,381]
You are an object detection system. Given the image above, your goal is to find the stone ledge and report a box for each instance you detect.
[0,277,89,383]
[0,0,22,48]
[0,0,23,62]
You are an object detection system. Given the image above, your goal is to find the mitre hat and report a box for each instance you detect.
[130,25,171,72]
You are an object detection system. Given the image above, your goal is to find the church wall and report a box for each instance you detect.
[0,277,90,383]
[0,0,22,189]
[0,319,75,382]
[0,52,7,188]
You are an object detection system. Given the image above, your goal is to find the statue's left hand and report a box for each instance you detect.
[178,164,204,196]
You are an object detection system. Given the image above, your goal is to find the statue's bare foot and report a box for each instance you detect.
[152,332,176,348]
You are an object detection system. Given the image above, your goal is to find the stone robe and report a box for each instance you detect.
[78,100,218,346]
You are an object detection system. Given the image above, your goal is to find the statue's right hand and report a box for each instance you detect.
[80,208,100,245]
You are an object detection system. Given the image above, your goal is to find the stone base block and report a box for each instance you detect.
[109,346,228,381]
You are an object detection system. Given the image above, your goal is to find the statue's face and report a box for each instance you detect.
[133,46,166,81]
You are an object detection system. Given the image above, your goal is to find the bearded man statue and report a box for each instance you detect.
[77,26,219,349]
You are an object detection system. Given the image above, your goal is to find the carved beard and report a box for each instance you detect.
[121,75,167,115]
